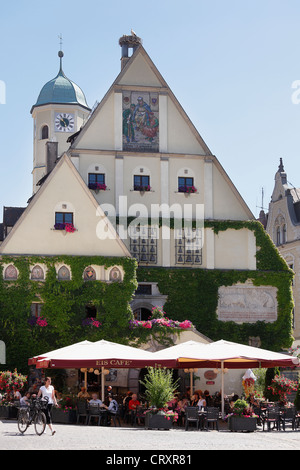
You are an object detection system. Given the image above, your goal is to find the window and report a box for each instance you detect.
[41,125,49,140]
[135,284,152,295]
[4,264,18,280]
[134,175,150,191]
[55,212,73,225]
[57,265,71,280]
[178,177,194,192]
[109,267,121,282]
[133,307,152,321]
[276,226,281,246]
[175,228,202,265]
[30,265,44,281]
[31,303,43,317]
[83,266,96,281]
[282,224,287,244]
[88,173,106,190]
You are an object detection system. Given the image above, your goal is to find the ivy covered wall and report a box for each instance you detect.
[0,255,137,372]
[0,220,294,373]
[137,220,294,352]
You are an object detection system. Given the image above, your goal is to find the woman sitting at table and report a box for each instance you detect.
[197,393,207,410]
[190,393,200,407]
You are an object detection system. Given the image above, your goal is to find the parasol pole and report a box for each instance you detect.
[190,370,193,397]
[221,361,225,419]
[84,369,87,390]
[101,367,105,402]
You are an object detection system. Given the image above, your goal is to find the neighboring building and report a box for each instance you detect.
[0,35,294,384]
[266,158,300,347]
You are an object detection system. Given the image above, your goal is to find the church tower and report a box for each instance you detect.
[30,49,90,193]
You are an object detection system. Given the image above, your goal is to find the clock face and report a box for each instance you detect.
[55,112,75,132]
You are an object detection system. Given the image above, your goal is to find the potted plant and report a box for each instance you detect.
[267,374,298,406]
[52,395,77,424]
[140,367,179,430]
[227,399,258,432]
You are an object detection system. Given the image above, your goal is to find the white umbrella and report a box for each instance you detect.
[154,339,299,417]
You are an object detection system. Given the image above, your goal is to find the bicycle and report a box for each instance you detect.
[17,396,48,436]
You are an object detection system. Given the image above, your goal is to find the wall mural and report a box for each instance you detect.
[122,91,159,152]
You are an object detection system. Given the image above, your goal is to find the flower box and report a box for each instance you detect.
[228,416,257,432]
[0,405,18,419]
[145,413,173,430]
[0,405,10,419]
[88,183,107,191]
[52,407,77,424]
[178,186,197,194]
[54,223,76,233]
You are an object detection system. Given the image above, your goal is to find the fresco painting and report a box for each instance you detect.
[122,91,159,152]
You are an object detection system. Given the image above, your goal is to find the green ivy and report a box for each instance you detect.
[0,219,294,373]
[137,220,294,352]
[0,255,137,372]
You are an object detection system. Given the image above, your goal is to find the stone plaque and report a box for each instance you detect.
[217,284,277,323]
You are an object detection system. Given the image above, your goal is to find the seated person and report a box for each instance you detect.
[89,393,104,406]
[204,390,213,406]
[197,393,207,410]
[103,396,119,415]
[128,393,140,424]
[77,387,90,399]
[190,393,200,406]
[20,392,31,406]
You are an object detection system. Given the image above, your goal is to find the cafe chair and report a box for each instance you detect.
[110,411,121,426]
[76,400,89,425]
[203,407,219,431]
[87,404,102,426]
[281,407,297,431]
[262,408,281,431]
[185,407,200,431]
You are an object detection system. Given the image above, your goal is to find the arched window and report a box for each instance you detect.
[41,125,49,140]
[30,265,44,281]
[109,267,121,282]
[4,264,18,280]
[57,265,71,281]
[83,266,96,281]
[282,224,287,244]
[276,226,281,246]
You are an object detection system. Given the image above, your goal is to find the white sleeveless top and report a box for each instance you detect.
[39,385,54,404]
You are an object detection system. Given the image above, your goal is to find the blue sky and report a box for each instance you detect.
[1,0,300,222]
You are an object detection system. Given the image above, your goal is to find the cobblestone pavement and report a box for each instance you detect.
[1,419,300,451]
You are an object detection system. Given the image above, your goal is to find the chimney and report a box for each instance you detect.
[46,141,58,174]
[119,34,142,70]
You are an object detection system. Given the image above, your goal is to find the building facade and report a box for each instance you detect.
[0,35,294,379]
[266,159,300,347]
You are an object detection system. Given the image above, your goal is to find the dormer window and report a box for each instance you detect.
[54,212,74,231]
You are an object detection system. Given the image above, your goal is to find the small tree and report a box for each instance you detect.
[140,367,179,409]
[264,367,280,401]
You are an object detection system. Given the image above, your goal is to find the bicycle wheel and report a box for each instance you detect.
[17,409,29,434]
[34,410,46,436]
